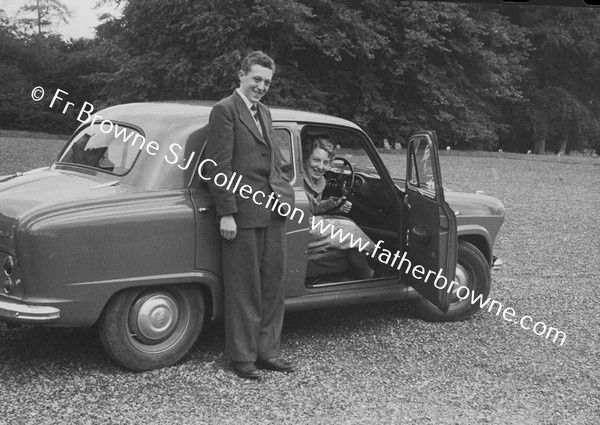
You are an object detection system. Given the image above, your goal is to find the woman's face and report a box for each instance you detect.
[305,147,332,180]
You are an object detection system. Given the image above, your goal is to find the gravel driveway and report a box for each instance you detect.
[0,137,598,424]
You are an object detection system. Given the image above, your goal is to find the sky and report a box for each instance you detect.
[0,0,122,39]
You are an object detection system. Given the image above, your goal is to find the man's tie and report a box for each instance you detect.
[250,104,263,136]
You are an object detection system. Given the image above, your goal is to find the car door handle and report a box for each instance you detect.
[410,226,430,244]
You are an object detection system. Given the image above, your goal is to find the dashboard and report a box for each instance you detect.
[323,169,399,234]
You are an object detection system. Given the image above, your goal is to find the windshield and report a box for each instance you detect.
[407,136,436,197]
[57,123,144,175]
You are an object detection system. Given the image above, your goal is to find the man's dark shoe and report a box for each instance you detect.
[231,362,261,380]
[256,357,295,372]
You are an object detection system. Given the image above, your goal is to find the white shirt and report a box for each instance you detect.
[236,88,262,135]
[236,88,256,112]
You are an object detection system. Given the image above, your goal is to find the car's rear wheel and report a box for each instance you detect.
[411,240,491,322]
[98,285,205,371]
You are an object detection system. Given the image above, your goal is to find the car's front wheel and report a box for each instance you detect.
[411,240,491,322]
[98,285,205,371]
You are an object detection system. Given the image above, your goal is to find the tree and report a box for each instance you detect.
[17,0,71,37]
[500,6,600,154]
[366,1,530,148]
[526,86,600,155]
[86,0,531,150]
[0,7,105,133]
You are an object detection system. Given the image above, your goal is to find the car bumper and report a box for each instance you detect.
[0,298,61,323]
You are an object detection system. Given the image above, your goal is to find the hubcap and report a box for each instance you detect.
[455,263,469,287]
[450,263,470,305]
[130,292,179,343]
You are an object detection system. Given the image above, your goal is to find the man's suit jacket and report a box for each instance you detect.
[204,91,295,228]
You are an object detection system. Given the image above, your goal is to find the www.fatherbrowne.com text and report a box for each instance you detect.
[308,216,566,345]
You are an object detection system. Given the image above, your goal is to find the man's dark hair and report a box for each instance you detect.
[241,51,276,74]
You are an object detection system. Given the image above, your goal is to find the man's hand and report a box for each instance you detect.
[220,215,237,240]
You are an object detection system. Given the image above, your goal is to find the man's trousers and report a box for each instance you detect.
[221,215,287,362]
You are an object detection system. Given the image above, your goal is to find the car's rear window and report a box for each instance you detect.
[57,123,144,175]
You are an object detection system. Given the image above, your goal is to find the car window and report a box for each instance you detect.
[300,126,377,174]
[58,123,144,175]
[274,128,294,180]
[407,136,436,198]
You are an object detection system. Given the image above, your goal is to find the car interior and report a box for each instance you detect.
[299,125,404,287]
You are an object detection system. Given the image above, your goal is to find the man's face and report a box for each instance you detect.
[239,64,273,104]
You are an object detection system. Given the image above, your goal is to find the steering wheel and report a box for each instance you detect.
[330,156,355,197]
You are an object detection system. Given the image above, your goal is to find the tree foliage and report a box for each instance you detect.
[501,6,600,153]
[0,9,106,132]
[87,0,532,148]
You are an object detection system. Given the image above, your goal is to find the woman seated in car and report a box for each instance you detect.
[302,136,376,279]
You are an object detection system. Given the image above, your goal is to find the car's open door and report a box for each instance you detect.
[403,131,457,313]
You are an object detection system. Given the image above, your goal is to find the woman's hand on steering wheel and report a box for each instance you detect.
[336,197,352,214]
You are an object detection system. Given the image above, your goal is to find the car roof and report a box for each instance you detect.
[98,100,363,131]
[68,100,367,191]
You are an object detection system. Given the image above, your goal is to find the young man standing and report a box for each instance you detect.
[204,51,295,380]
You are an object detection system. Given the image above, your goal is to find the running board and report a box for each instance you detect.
[306,275,397,288]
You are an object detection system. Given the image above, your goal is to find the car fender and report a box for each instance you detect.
[457,224,493,264]
[14,190,202,326]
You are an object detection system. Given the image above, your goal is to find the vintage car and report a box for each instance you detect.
[0,102,505,371]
